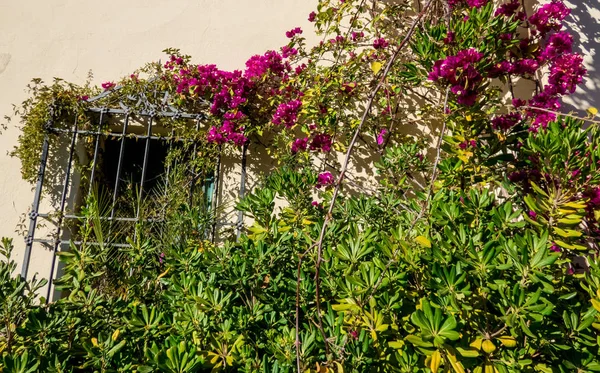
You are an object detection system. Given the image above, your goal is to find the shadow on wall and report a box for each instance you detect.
[563,0,600,110]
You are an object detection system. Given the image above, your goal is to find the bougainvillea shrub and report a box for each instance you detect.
[2,0,600,372]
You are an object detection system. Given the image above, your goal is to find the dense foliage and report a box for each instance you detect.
[2,0,600,372]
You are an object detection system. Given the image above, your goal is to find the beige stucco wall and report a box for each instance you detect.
[0,0,318,297]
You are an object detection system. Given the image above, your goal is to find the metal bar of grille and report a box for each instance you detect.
[136,115,154,219]
[37,213,164,223]
[188,118,202,206]
[46,117,78,302]
[236,142,249,240]
[33,238,132,249]
[21,134,50,279]
[49,127,180,142]
[85,107,206,119]
[211,146,221,242]
[109,114,129,221]
[163,128,176,192]
[87,109,104,197]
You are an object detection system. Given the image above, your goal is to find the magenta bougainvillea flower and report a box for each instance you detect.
[291,137,309,153]
[429,48,484,106]
[448,0,489,8]
[492,112,522,130]
[316,171,335,188]
[285,27,303,39]
[272,100,302,128]
[373,38,389,49]
[101,81,115,90]
[529,0,570,35]
[547,53,586,95]
[540,31,573,61]
[310,134,332,152]
[377,128,388,145]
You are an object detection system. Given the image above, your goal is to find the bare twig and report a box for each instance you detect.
[522,106,600,125]
[365,86,449,304]
[310,0,435,360]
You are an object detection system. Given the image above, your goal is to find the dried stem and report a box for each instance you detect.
[310,0,435,360]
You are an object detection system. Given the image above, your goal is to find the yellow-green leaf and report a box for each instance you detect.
[415,236,431,248]
[563,201,587,209]
[456,347,479,357]
[389,340,405,349]
[371,61,383,74]
[430,350,442,373]
[553,227,582,238]
[482,339,496,354]
[592,299,600,312]
[470,338,483,350]
[497,336,517,348]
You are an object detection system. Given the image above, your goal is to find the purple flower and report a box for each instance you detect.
[281,46,298,58]
[316,172,335,188]
[540,31,573,61]
[495,0,519,16]
[291,137,309,153]
[245,51,286,79]
[467,0,489,7]
[550,243,561,252]
[373,38,389,49]
[351,31,364,41]
[310,133,333,152]
[488,61,515,77]
[443,31,455,44]
[514,59,540,75]
[492,112,522,130]
[529,210,537,219]
[79,95,89,102]
[529,0,570,35]
[285,27,303,38]
[308,11,317,22]
[449,0,489,8]
[546,53,586,95]
[377,128,388,145]
[526,91,561,130]
[585,187,600,207]
[101,81,115,90]
[272,100,302,128]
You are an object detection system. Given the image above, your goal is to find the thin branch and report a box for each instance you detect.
[311,0,435,359]
[365,86,449,304]
[522,106,600,125]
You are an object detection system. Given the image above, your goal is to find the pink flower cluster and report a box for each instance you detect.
[101,81,115,90]
[448,0,490,9]
[373,38,389,50]
[167,49,293,146]
[316,172,335,188]
[272,100,302,128]
[286,27,303,39]
[428,0,584,131]
[428,48,484,106]
[495,0,525,20]
[491,112,522,130]
[291,133,333,154]
[529,0,570,35]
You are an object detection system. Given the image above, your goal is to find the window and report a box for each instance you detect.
[22,102,219,302]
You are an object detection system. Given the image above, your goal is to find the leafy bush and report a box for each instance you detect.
[3,0,600,372]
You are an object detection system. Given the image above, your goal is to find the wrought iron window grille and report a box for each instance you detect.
[21,88,229,302]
